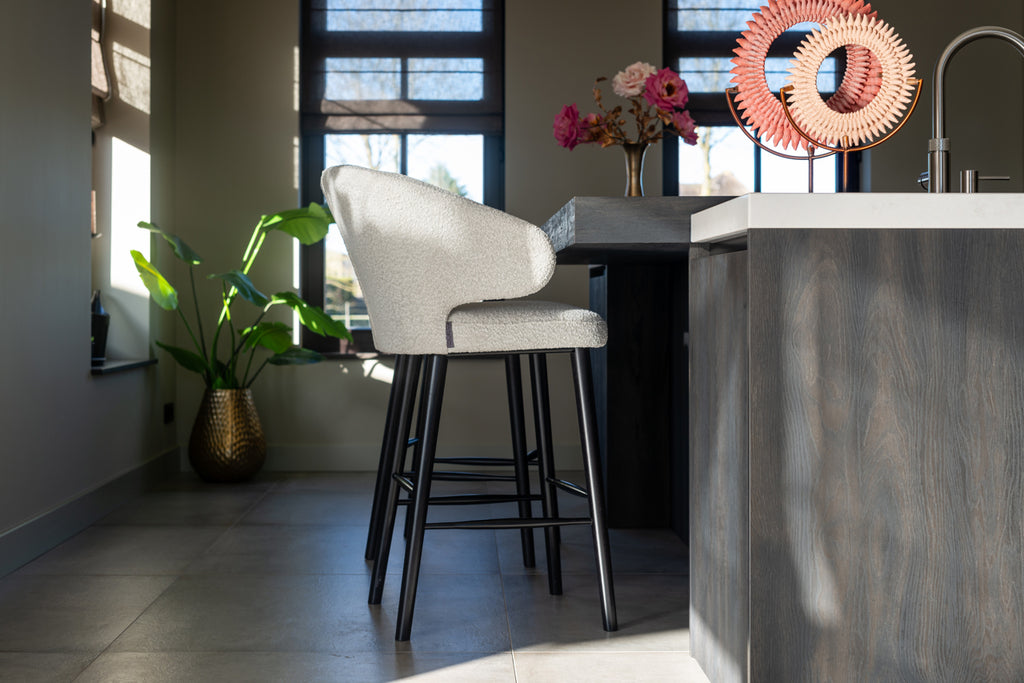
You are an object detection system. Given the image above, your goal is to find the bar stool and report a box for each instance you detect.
[363,352,539,570]
[321,164,617,641]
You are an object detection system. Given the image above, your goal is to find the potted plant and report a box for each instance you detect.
[131,203,351,482]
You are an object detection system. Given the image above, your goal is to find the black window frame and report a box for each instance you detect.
[299,0,505,355]
[662,0,859,196]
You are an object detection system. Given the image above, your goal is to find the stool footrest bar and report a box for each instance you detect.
[397,493,542,506]
[549,477,588,498]
[425,517,592,530]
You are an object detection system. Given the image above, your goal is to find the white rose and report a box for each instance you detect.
[612,61,657,97]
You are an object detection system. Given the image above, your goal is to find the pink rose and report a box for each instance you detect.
[612,61,658,97]
[553,104,583,150]
[644,67,689,111]
[672,109,698,145]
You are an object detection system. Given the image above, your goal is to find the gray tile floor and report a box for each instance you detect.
[0,471,710,682]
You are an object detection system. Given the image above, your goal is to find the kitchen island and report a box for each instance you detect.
[688,193,1024,682]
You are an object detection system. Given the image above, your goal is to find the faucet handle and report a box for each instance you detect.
[960,169,1011,193]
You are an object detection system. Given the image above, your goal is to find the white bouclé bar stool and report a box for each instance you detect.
[320,165,617,641]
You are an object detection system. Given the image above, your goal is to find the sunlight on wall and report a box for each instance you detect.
[112,0,151,29]
[361,360,393,384]
[110,136,151,296]
[113,41,151,114]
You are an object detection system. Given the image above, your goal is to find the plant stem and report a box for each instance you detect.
[217,223,268,328]
[188,265,210,365]
[177,307,210,383]
[246,356,273,388]
[241,344,259,387]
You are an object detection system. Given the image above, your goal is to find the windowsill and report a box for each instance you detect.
[90,358,157,376]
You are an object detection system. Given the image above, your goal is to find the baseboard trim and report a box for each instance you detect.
[0,447,180,578]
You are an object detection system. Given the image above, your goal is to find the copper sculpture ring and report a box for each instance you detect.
[730,0,880,151]
[785,14,916,147]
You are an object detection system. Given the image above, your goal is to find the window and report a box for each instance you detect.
[299,0,505,353]
[663,0,854,196]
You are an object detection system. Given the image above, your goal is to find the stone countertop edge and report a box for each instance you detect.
[690,192,1024,244]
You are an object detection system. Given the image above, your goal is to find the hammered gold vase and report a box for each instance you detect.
[622,142,648,197]
[188,388,266,482]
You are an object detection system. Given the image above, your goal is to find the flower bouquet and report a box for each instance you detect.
[553,62,698,195]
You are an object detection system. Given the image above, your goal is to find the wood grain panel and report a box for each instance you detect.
[746,229,1024,682]
[689,246,750,683]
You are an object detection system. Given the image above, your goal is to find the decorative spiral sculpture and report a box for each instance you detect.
[785,14,915,147]
[730,0,881,150]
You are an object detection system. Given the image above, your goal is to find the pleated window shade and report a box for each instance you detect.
[300,0,503,135]
[91,0,111,128]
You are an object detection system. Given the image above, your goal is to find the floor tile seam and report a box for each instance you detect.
[511,647,690,654]
[494,531,517,662]
[66,573,186,677]
[89,648,516,656]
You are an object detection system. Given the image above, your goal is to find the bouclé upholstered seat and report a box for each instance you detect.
[320,164,617,641]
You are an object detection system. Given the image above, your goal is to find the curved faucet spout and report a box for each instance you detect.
[928,26,1024,192]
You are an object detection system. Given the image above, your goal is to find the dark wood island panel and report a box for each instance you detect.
[690,228,1024,682]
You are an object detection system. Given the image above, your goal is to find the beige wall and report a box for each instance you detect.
[867,3,1024,191]
[0,0,175,571]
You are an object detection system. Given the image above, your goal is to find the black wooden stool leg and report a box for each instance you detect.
[369,355,422,605]
[530,353,563,596]
[396,355,448,641]
[505,354,536,568]
[403,360,431,541]
[571,347,617,632]
[365,355,408,560]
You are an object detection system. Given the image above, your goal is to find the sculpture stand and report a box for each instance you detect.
[726,79,923,192]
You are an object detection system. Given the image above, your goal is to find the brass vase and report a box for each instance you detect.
[622,142,648,197]
[188,388,266,482]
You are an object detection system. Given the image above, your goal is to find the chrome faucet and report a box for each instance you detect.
[927,26,1024,192]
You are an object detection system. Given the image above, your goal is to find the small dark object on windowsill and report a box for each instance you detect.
[91,290,110,367]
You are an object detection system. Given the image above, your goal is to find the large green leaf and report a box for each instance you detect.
[268,347,325,365]
[131,250,179,311]
[259,203,333,245]
[138,221,203,265]
[155,340,208,375]
[209,270,270,307]
[243,321,293,354]
[270,291,352,341]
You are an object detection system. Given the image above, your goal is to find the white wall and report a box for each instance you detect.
[0,0,175,574]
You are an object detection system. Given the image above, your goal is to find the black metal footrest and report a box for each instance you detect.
[549,477,588,498]
[397,492,542,506]
[434,456,511,467]
[425,516,591,530]
[423,471,517,482]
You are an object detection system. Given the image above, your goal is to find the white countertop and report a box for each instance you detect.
[690,193,1024,243]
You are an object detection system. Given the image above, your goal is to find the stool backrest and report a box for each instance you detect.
[321,165,556,354]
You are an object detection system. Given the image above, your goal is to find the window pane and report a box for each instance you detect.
[678,56,836,94]
[408,134,483,201]
[672,1,760,32]
[324,230,370,328]
[322,0,483,32]
[679,57,737,93]
[678,126,754,196]
[408,58,483,100]
[324,58,401,100]
[759,138,837,193]
[325,133,401,171]
[323,134,401,327]
[671,1,823,34]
